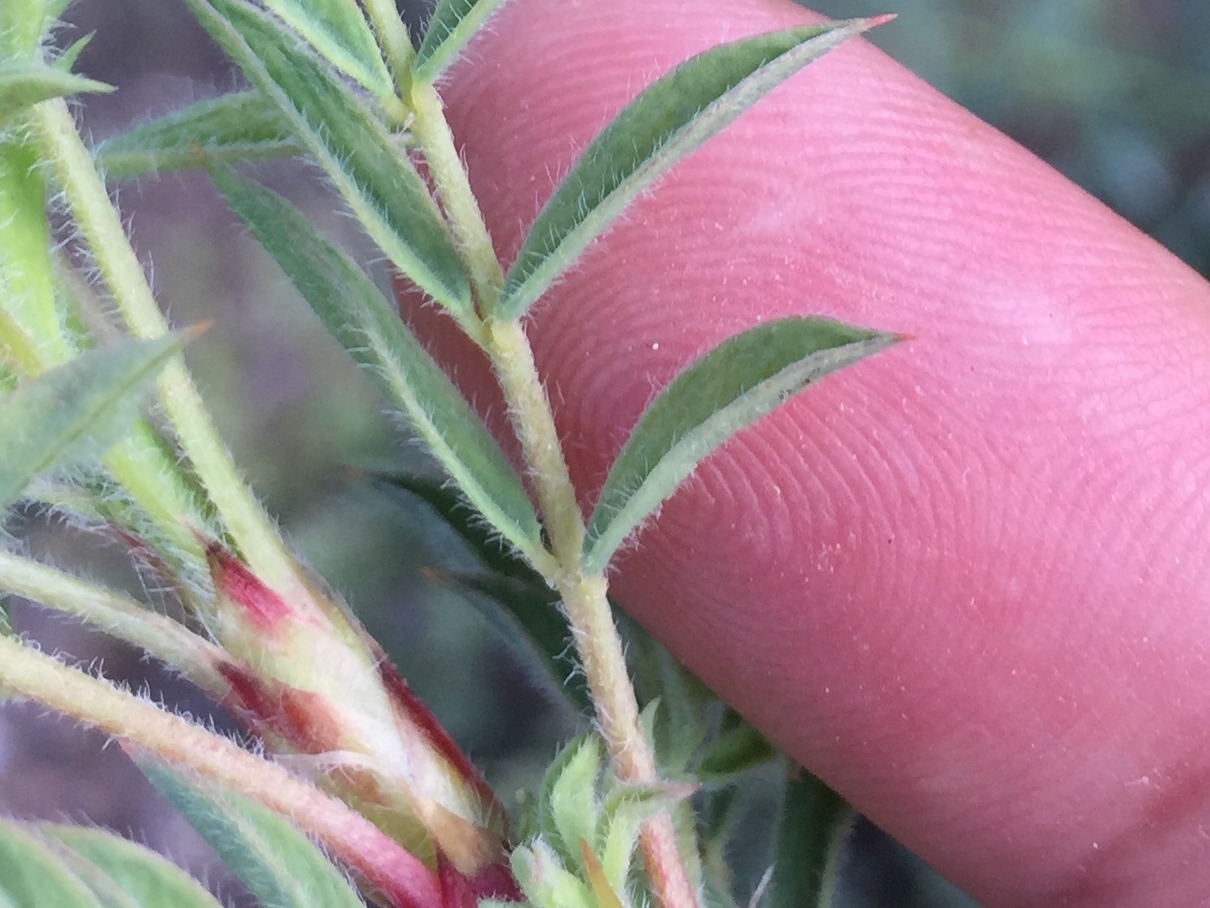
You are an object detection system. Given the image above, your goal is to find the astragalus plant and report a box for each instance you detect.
[0,1,896,906]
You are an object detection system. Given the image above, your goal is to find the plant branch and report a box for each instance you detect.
[0,635,441,908]
[408,81,504,317]
[30,99,305,601]
[372,32,699,908]
[361,0,416,98]
[0,550,226,694]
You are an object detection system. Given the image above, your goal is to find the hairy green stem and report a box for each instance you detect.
[409,81,504,317]
[0,551,225,694]
[490,322,697,908]
[485,320,583,563]
[408,52,699,908]
[361,0,416,97]
[0,636,441,907]
[30,99,303,600]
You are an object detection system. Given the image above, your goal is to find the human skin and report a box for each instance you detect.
[400,1,1210,905]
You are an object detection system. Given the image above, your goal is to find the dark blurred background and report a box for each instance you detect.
[2,1,1208,906]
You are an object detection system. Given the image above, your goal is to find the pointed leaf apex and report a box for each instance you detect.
[181,319,215,342]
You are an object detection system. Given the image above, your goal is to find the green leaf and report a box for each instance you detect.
[531,735,597,863]
[0,136,60,354]
[93,91,299,181]
[371,472,588,711]
[766,771,854,908]
[261,0,393,97]
[0,819,105,908]
[510,841,595,908]
[40,825,222,908]
[54,31,94,74]
[413,0,511,83]
[138,760,364,908]
[547,736,603,869]
[496,18,882,320]
[0,61,112,125]
[0,334,181,511]
[212,170,545,568]
[583,317,898,572]
[186,0,473,325]
[597,782,692,898]
[623,618,711,772]
[374,470,537,579]
[695,712,777,781]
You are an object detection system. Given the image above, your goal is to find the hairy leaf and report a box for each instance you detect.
[597,782,691,897]
[583,317,897,571]
[510,840,595,908]
[139,761,364,908]
[41,825,223,908]
[213,171,546,568]
[261,0,393,96]
[0,60,111,125]
[94,91,298,180]
[695,712,778,781]
[54,32,95,74]
[547,736,602,869]
[413,0,512,83]
[186,0,473,324]
[0,820,104,908]
[766,771,854,908]
[373,472,588,712]
[0,335,180,511]
[496,18,883,320]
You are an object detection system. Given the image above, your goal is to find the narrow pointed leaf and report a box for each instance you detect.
[510,841,596,908]
[186,0,473,323]
[54,32,95,74]
[0,61,112,125]
[413,0,512,83]
[547,737,602,867]
[40,825,223,908]
[94,91,298,181]
[597,782,691,897]
[583,318,897,572]
[372,473,589,711]
[261,0,393,97]
[373,470,536,579]
[213,170,545,567]
[138,761,364,908]
[533,735,597,862]
[0,819,105,908]
[456,570,588,712]
[695,712,777,781]
[497,18,883,320]
[0,335,181,511]
[624,617,711,771]
[766,771,854,908]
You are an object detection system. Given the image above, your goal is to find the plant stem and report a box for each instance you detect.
[0,635,441,908]
[408,59,699,908]
[408,81,504,316]
[485,320,583,563]
[489,320,696,908]
[0,551,226,695]
[361,0,416,97]
[31,99,304,600]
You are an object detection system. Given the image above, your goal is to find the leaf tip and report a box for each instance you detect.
[182,319,214,343]
[863,13,898,30]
